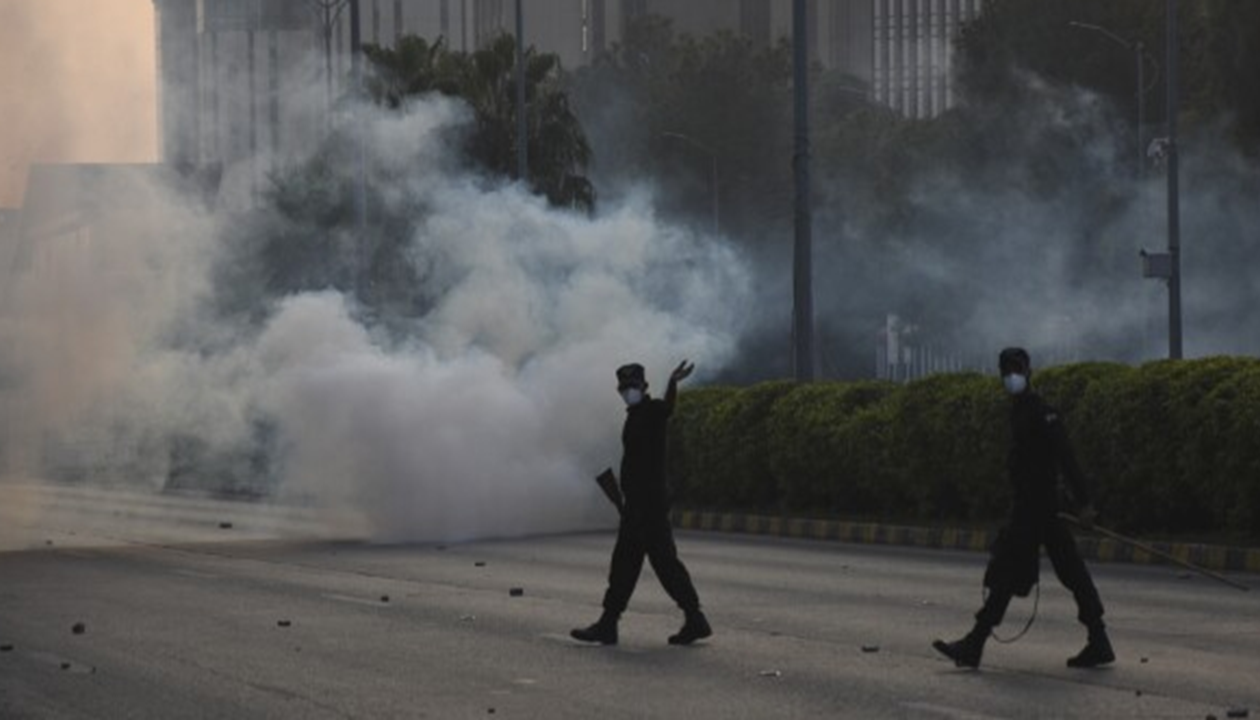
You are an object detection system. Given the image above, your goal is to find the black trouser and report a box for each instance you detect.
[977,516,1105,630]
[601,507,700,616]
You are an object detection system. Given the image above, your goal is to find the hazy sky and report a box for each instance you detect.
[0,0,157,207]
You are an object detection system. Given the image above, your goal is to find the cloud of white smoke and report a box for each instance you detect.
[0,91,752,545]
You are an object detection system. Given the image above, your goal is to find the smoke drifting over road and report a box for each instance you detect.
[249,105,750,540]
[0,91,751,544]
[799,71,1260,373]
[5,5,1258,546]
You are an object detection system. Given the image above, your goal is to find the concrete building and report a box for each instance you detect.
[611,0,983,119]
[151,0,983,195]
[871,0,984,119]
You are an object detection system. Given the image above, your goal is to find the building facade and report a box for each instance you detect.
[871,0,983,119]
[152,0,983,198]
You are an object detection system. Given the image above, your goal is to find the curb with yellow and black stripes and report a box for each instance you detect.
[672,510,1260,575]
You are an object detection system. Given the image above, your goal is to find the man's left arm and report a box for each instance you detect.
[664,360,695,415]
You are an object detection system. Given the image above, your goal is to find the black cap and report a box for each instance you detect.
[616,363,646,389]
[998,347,1031,374]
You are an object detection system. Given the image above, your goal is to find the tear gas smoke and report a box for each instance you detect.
[0,93,752,544]
[797,70,1260,375]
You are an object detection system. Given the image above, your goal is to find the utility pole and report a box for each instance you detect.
[791,0,814,382]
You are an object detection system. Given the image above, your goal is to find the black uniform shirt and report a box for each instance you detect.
[1007,391,1090,518]
[619,397,672,512]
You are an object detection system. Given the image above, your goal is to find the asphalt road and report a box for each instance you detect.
[2,487,1258,719]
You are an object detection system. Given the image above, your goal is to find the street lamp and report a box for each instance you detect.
[659,132,719,235]
[1072,13,1181,360]
[305,0,351,118]
[304,0,366,292]
[1067,20,1157,179]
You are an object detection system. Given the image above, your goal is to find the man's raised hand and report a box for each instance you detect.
[670,360,696,385]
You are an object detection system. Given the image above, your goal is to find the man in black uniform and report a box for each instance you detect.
[571,360,712,646]
[933,347,1114,669]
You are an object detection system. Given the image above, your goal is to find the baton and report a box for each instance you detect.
[1059,513,1250,592]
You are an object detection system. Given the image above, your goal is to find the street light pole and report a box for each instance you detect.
[349,0,365,231]
[660,132,719,235]
[1135,40,1145,180]
[1166,0,1183,359]
[791,0,814,382]
[515,0,528,183]
[304,0,351,122]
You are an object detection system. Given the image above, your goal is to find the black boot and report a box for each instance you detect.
[668,610,712,645]
[1067,626,1114,668]
[932,625,989,668]
[570,612,618,645]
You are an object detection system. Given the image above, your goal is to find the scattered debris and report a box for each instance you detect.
[1226,709,1249,719]
[758,669,782,678]
[219,522,233,529]
[1140,657,1149,663]
[45,540,53,546]
[460,615,476,622]
[861,645,880,653]
[436,545,447,551]
[509,588,524,597]
[277,620,292,628]
[475,561,486,567]
[71,622,86,635]
[1207,714,1218,720]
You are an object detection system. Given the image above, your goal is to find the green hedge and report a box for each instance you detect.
[666,357,1260,541]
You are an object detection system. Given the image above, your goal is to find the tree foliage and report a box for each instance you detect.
[365,34,594,212]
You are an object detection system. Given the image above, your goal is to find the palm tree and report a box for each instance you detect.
[363,35,461,107]
[364,33,594,212]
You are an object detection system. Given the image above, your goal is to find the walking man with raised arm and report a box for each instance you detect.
[571,360,712,646]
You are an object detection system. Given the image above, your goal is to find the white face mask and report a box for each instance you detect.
[1003,373,1028,395]
[620,388,644,406]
